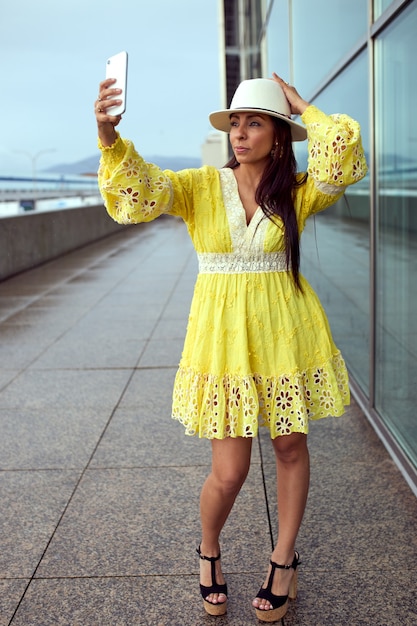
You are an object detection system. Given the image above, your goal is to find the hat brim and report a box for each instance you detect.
[209,108,307,142]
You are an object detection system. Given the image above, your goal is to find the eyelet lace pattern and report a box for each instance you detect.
[171,168,350,439]
[172,353,349,439]
[97,107,368,439]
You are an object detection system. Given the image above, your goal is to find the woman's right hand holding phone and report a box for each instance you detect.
[95,79,123,147]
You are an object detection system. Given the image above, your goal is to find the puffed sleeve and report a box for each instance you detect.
[98,134,186,224]
[296,105,368,226]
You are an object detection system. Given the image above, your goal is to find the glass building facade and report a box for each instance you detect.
[220,0,417,493]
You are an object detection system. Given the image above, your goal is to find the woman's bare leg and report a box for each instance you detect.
[253,432,310,609]
[199,436,252,603]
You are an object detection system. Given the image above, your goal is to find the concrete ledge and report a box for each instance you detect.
[0,204,125,281]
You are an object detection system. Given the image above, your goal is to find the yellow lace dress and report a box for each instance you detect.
[98,105,368,439]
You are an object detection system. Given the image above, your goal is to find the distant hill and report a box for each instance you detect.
[46,154,201,175]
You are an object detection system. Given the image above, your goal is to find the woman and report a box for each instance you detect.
[95,73,367,622]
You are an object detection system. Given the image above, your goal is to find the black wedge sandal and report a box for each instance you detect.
[197,545,228,616]
[254,551,300,623]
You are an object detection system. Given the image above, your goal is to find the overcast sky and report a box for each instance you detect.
[1,0,221,175]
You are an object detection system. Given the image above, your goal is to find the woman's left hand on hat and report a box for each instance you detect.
[272,73,310,116]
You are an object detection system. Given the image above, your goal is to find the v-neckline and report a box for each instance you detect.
[229,169,261,228]
[245,205,262,227]
[220,168,268,254]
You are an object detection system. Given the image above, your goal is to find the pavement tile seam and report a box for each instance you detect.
[88,458,199,469]
[0,470,84,582]
[19,562,417,580]
[82,461,263,472]
[0,468,84,474]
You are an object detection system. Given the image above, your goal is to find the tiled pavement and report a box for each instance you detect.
[0,216,416,625]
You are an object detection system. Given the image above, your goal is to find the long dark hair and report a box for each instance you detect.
[225,117,307,290]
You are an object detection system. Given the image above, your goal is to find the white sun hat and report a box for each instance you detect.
[209,78,307,142]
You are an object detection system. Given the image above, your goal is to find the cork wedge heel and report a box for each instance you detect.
[254,551,300,623]
[197,545,228,616]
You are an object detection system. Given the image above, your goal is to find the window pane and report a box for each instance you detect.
[375,2,417,463]
[291,0,367,96]
[374,0,394,20]
[298,53,371,392]
[266,1,290,78]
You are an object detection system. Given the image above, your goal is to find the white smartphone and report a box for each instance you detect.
[105,51,128,115]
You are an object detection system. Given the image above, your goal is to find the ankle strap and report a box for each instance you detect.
[197,545,221,562]
[270,551,300,570]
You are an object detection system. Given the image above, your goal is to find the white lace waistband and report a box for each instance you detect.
[197,252,289,274]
